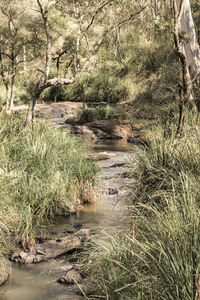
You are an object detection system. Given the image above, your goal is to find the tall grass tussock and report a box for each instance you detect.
[0,114,96,251]
[87,122,200,299]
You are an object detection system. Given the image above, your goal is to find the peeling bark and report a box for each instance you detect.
[173,0,199,136]
[176,0,200,80]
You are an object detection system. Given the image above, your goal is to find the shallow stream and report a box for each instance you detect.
[0,139,135,300]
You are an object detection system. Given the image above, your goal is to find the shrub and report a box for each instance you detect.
[78,105,113,123]
[83,72,128,103]
[42,72,129,104]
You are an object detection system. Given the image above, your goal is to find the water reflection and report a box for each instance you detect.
[88,139,131,152]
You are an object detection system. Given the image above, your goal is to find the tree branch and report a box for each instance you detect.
[1,52,12,60]
[85,0,112,32]
[38,77,74,94]
[93,6,147,53]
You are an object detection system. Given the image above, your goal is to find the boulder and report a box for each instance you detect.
[64,119,133,140]
[88,119,133,140]
[58,269,82,284]
[108,188,118,195]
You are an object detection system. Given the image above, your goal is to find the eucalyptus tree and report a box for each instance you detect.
[146,0,200,135]
[0,0,25,112]
[25,0,75,128]
[0,0,41,113]
[172,0,200,135]
[25,0,146,128]
[176,0,200,80]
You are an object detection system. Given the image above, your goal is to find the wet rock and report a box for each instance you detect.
[68,210,77,215]
[24,254,37,264]
[58,269,82,284]
[97,152,134,169]
[73,223,83,229]
[36,236,49,243]
[50,231,57,235]
[56,239,62,243]
[10,229,90,264]
[52,108,64,119]
[34,255,46,263]
[64,119,133,140]
[108,188,118,195]
[11,249,26,262]
[97,167,128,180]
[64,230,74,234]
[128,137,145,145]
[88,120,133,140]
[58,208,77,217]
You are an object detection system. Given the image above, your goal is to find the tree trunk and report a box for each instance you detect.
[9,74,16,111]
[23,44,27,74]
[25,0,56,129]
[173,0,199,136]
[36,0,51,80]
[4,86,9,111]
[176,90,185,137]
[0,51,10,112]
[75,12,82,74]
[176,0,200,80]
[25,77,74,129]
[6,58,16,114]
[25,91,39,130]
[150,0,155,41]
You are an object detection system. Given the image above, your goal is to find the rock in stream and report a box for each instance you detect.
[11,229,90,264]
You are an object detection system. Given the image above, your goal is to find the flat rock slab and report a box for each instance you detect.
[13,102,83,119]
[64,119,133,140]
[87,151,117,161]
[11,229,90,264]
[97,167,128,180]
[97,152,135,169]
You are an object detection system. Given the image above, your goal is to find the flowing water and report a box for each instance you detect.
[0,139,135,300]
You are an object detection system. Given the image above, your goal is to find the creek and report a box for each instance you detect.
[0,139,135,300]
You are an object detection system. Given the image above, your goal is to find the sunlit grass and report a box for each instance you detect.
[0,114,96,248]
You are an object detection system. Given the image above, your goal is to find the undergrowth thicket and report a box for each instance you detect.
[78,105,114,124]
